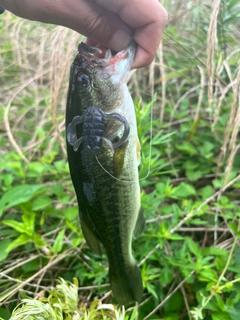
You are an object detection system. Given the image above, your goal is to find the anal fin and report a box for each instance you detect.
[81,216,102,256]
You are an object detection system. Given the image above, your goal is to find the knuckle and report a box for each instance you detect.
[85,14,112,42]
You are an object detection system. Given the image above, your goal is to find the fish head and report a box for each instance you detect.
[67,41,136,114]
[66,41,137,155]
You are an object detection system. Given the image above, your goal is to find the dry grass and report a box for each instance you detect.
[0,0,240,318]
[1,13,81,162]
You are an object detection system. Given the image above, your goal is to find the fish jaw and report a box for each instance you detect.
[99,42,136,85]
[77,41,137,85]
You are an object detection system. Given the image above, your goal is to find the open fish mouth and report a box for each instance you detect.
[76,41,136,83]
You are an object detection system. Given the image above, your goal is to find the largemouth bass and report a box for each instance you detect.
[65,41,144,305]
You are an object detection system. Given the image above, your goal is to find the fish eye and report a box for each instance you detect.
[76,72,90,88]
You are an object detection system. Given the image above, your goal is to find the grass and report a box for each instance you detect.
[0,0,240,319]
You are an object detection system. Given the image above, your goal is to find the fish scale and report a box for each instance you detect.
[66,41,145,305]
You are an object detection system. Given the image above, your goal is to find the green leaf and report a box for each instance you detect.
[21,258,40,272]
[159,267,173,286]
[164,292,183,313]
[71,237,82,247]
[62,207,78,221]
[167,234,184,240]
[185,237,201,258]
[202,247,227,257]
[5,234,30,253]
[3,213,35,236]
[52,184,63,197]
[4,174,13,188]
[32,195,52,211]
[164,314,179,320]
[198,141,214,157]
[2,220,27,234]
[54,160,66,172]
[212,312,231,320]
[28,162,46,175]
[215,257,224,271]
[22,213,36,235]
[128,308,137,320]
[170,183,196,198]
[198,269,218,282]
[184,159,199,170]
[0,307,11,320]
[175,141,197,154]
[0,184,44,216]
[215,294,225,311]
[145,282,158,300]
[52,229,65,253]
[199,185,214,199]
[0,239,11,262]
[213,179,223,188]
[66,220,81,236]
[228,221,238,233]
[186,169,202,182]
[226,307,240,320]
[33,233,46,248]
[220,196,229,205]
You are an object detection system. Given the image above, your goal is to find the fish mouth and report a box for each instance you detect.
[77,41,136,83]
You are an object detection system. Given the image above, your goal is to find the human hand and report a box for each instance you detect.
[0,0,167,68]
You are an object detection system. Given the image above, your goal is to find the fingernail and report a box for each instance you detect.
[108,29,132,52]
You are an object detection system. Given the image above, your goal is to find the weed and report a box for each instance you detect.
[0,1,240,319]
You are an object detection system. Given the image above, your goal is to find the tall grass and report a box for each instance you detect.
[0,0,240,319]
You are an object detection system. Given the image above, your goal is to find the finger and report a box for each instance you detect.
[1,0,133,52]
[91,0,168,68]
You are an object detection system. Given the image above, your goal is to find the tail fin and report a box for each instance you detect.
[109,261,143,305]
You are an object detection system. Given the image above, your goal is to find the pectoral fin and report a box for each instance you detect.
[113,141,128,178]
[80,215,102,256]
[133,207,145,238]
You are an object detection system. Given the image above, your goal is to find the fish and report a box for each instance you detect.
[65,41,145,305]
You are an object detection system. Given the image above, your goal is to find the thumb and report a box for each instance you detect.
[68,1,133,52]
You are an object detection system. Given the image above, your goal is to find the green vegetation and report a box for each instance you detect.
[1,0,240,319]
